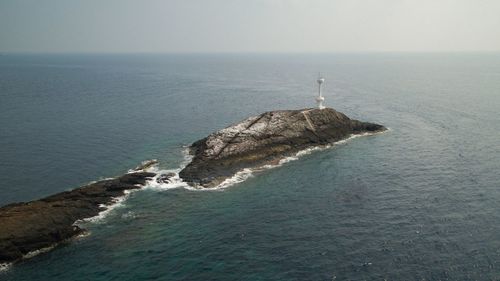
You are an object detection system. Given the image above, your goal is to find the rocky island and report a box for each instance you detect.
[0,106,385,265]
[179,107,386,187]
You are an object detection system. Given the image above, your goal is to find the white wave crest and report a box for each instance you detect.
[145,169,190,191]
[76,189,134,225]
[0,263,11,272]
[143,147,194,190]
[23,245,57,259]
[76,149,195,224]
[196,168,255,191]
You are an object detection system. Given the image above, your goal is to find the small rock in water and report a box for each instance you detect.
[156,173,176,184]
[133,159,159,171]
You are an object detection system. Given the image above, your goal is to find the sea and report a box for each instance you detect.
[1,53,500,280]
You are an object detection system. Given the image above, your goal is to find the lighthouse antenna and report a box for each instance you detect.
[319,78,322,98]
[315,74,326,110]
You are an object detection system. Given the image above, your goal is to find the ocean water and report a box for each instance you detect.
[1,53,500,280]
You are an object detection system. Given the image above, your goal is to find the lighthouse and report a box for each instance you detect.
[316,75,325,109]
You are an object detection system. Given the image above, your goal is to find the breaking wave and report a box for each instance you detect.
[22,245,57,259]
[0,263,11,273]
[77,191,132,224]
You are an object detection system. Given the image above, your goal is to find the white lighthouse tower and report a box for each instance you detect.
[316,75,326,109]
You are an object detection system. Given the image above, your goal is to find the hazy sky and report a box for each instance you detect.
[1,0,499,53]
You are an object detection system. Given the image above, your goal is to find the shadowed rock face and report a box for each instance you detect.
[0,172,155,264]
[179,108,386,187]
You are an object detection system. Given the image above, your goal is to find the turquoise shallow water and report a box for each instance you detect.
[1,53,500,280]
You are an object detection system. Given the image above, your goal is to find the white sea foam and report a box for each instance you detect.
[74,152,193,224]
[0,263,11,272]
[7,231,92,266]
[75,230,91,239]
[146,169,191,191]
[77,190,132,224]
[143,147,256,191]
[23,245,57,259]
[143,148,194,191]
[202,168,255,191]
[73,152,191,224]
[121,211,136,220]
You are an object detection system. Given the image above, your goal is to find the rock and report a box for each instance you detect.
[132,159,158,171]
[0,171,155,264]
[179,107,385,187]
[156,173,176,184]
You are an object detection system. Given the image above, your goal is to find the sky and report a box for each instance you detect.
[1,0,500,53]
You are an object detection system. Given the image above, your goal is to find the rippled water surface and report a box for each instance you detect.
[1,53,500,280]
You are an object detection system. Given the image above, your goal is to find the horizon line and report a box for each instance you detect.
[2,50,500,56]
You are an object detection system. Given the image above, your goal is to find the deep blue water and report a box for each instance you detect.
[1,53,500,280]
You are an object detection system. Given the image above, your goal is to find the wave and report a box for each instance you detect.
[77,191,132,224]
[1,231,93,269]
[22,245,57,259]
[73,148,193,224]
[0,239,77,272]
[0,263,11,273]
[144,148,193,191]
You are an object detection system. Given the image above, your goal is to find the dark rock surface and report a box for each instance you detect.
[156,173,176,184]
[0,172,155,264]
[179,107,386,187]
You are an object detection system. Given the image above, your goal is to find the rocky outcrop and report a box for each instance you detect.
[0,107,385,264]
[0,172,155,264]
[156,173,176,184]
[179,107,385,187]
[132,159,159,171]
